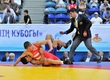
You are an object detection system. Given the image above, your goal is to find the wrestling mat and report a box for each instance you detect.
[0,62,110,80]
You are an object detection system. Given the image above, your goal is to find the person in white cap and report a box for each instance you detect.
[90,12,103,24]
[8,53,15,62]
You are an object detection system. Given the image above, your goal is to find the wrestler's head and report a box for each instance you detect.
[21,55,32,64]
[24,41,34,51]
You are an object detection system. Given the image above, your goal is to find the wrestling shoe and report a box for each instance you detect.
[57,45,62,50]
[64,40,72,49]
[97,56,103,63]
[64,60,73,65]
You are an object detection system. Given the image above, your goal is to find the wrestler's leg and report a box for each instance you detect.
[53,39,71,50]
[53,40,66,47]
[43,59,63,65]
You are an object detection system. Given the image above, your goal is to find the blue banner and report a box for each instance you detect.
[0,24,109,52]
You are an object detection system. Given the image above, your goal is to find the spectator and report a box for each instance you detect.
[22,10,32,24]
[107,52,110,61]
[1,52,10,62]
[60,52,69,62]
[100,0,110,11]
[4,0,10,4]
[103,7,110,23]
[9,0,20,15]
[89,0,98,8]
[7,53,15,62]
[93,50,108,61]
[0,0,7,13]
[80,51,93,62]
[90,12,103,24]
[44,14,49,24]
[2,10,15,24]
[76,0,88,6]
[104,16,110,24]
[78,0,86,14]
[3,5,16,20]
[68,0,77,10]
[56,0,66,8]
[14,0,21,6]
[100,8,105,18]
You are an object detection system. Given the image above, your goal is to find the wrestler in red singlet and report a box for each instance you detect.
[30,44,59,60]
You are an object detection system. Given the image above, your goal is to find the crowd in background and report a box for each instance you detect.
[44,0,110,24]
[1,51,110,62]
[0,0,23,24]
[1,52,15,62]
[60,51,110,62]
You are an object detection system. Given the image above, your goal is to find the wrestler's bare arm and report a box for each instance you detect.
[34,40,53,52]
[13,51,27,66]
[39,48,45,64]
[30,59,51,66]
[13,51,34,66]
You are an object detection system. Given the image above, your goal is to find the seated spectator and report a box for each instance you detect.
[56,0,66,8]
[89,0,98,8]
[93,50,108,61]
[1,52,10,62]
[3,5,16,20]
[68,0,77,10]
[78,0,86,14]
[60,52,69,62]
[21,10,32,24]
[90,12,103,24]
[2,10,15,24]
[44,14,49,24]
[4,0,10,4]
[100,8,105,18]
[0,0,7,13]
[9,0,20,15]
[7,53,15,62]
[14,0,21,6]
[103,7,110,23]
[80,51,93,62]
[108,52,110,61]
[76,0,88,6]
[100,0,110,11]
[104,16,110,24]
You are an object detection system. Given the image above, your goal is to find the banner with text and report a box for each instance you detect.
[0,24,110,52]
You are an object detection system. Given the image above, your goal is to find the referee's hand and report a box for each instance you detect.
[60,31,64,34]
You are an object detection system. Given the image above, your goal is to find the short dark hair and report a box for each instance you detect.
[106,7,110,10]
[24,41,31,49]
[7,10,10,13]
[69,0,76,4]
[69,8,77,13]
[21,56,28,64]
[44,14,49,24]
[24,10,28,14]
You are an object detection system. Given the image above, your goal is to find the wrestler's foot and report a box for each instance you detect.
[97,56,103,63]
[57,45,62,50]
[64,40,72,49]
